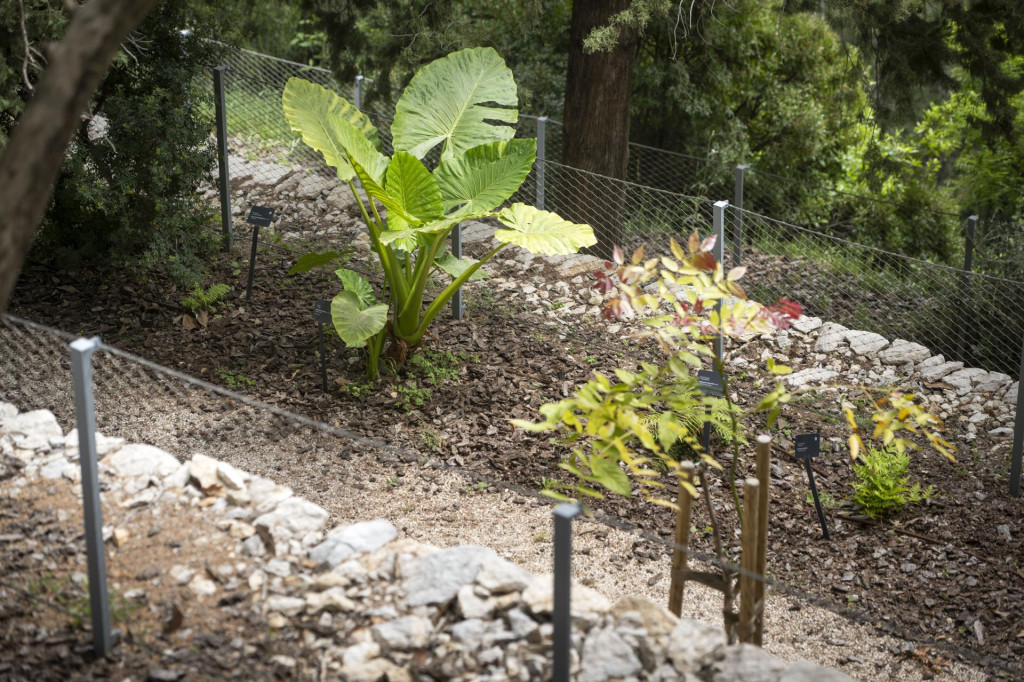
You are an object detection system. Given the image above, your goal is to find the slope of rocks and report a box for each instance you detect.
[0,401,862,681]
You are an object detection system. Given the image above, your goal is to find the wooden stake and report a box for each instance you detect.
[754,434,771,645]
[738,477,760,643]
[668,461,696,616]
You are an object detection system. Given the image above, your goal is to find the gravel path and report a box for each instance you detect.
[0,317,992,681]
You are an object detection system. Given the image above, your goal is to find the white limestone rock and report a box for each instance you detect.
[0,410,62,439]
[813,323,848,352]
[878,339,931,365]
[476,555,533,594]
[253,497,328,552]
[921,361,963,381]
[403,545,496,607]
[104,444,180,478]
[784,368,839,387]
[372,615,433,651]
[309,519,397,568]
[845,330,889,355]
[578,627,643,682]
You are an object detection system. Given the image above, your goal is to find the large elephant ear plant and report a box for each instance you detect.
[283,47,596,379]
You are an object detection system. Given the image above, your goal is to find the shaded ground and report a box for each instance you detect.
[8,227,1024,678]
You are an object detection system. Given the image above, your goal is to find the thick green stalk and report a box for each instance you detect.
[394,231,451,340]
[349,182,406,301]
[414,244,505,340]
[364,328,386,380]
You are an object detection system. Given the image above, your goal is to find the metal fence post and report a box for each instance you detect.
[451,223,463,320]
[732,165,749,267]
[957,215,979,360]
[1010,338,1024,497]
[553,503,581,682]
[536,116,548,210]
[713,200,728,365]
[213,65,232,252]
[70,337,112,657]
[354,75,364,110]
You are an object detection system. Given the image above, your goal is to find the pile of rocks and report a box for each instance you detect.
[0,401,856,681]
[754,317,1017,442]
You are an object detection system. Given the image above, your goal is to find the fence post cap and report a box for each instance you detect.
[70,337,101,354]
[714,200,730,209]
[554,502,582,519]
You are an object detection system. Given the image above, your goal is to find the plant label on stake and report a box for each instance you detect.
[795,433,829,540]
[697,369,724,452]
[312,299,331,392]
[245,206,275,301]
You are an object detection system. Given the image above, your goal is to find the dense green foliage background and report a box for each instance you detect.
[2,0,1022,279]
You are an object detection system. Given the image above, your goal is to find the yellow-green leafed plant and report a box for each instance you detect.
[513,235,954,510]
[282,48,596,379]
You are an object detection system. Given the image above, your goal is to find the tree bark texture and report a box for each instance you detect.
[561,0,637,259]
[0,0,158,314]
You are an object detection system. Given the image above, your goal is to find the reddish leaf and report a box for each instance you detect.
[692,251,716,272]
[763,297,803,329]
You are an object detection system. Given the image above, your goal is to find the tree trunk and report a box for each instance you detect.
[0,0,158,314]
[561,0,637,259]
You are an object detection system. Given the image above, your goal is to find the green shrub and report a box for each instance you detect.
[852,446,933,519]
[3,2,229,287]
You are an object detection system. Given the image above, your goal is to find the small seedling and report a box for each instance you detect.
[216,367,255,390]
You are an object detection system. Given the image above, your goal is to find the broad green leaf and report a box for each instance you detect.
[385,151,444,222]
[331,290,387,348]
[335,268,377,309]
[392,47,518,161]
[590,456,631,496]
[494,203,597,255]
[289,250,351,274]
[378,214,469,246]
[434,139,536,214]
[282,78,379,182]
[435,253,489,281]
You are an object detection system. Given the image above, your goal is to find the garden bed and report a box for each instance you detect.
[8,217,1024,677]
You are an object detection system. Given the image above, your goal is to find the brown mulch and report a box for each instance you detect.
[8,231,1024,678]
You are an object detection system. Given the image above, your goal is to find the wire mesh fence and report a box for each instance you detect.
[206,46,1024,377]
[2,314,1020,680]
[735,206,1024,375]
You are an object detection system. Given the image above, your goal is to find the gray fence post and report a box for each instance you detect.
[70,337,112,657]
[354,75,364,110]
[1010,339,1024,497]
[713,200,728,365]
[213,65,232,252]
[957,215,979,359]
[553,502,581,682]
[732,165,749,267]
[451,223,463,320]
[536,116,548,210]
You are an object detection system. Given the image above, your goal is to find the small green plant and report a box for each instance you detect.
[180,283,230,314]
[409,350,462,386]
[851,446,933,519]
[806,489,840,509]
[394,382,431,412]
[340,381,375,399]
[216,367,256,390]
[584,355,598,365]
[419,429,442,451]
[282,48,596,379]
